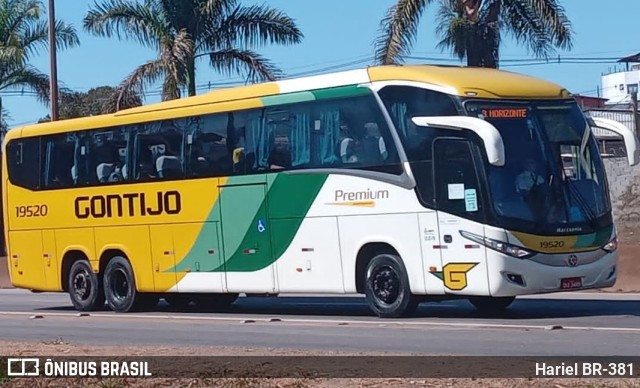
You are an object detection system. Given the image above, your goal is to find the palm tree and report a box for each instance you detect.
[0,0,79,102]
[375,0,572,68]
[83,0,303,103]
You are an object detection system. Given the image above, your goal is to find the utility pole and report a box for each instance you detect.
[632,91,639,135]
[48,0,59,121]
[0,96,3,138]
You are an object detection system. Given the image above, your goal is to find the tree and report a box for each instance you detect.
[0,0,79,102]
[375,0,572,68]
[1,106,9,136]
[83,0,303,103]
[38,85,143,121]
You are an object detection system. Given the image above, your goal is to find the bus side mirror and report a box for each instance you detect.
[591,117,639,166]
[411,116,506,166]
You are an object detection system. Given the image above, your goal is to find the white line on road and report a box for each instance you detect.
[1,310,639,333]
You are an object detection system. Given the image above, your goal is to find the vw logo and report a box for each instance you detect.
[567,255,578,267]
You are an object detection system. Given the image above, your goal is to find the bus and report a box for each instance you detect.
[3,65,638,318]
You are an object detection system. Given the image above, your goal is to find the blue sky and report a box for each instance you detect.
[3,0,640,127]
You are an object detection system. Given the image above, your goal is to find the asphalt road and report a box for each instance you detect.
[0,290,639,355]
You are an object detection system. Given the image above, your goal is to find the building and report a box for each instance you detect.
[574,94,608,109]
[601,53,640,106]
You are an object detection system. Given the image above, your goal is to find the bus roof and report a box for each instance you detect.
[9,64,571,140]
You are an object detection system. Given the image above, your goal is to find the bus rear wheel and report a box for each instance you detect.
[469,296,515,312]
[68,260,105,311]
[103,256,151,313]
[364,254,419,318]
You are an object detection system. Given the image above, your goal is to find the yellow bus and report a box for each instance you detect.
[3,65,638,317]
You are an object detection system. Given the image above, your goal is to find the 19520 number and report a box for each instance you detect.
[16,204,48,218]
[540,240,565,249]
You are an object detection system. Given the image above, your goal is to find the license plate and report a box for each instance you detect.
[561,277,582,289]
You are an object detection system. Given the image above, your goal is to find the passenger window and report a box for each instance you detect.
[314,96,402,174]
[265,109,294,170]
[42,133,75,188]
[229,110,267,175]
[132,120,184,181]
[89,127,129,184]
[187,114,233,177]
[7,137,40,190]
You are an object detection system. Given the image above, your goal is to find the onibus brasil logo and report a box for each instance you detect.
[430,263,478,291]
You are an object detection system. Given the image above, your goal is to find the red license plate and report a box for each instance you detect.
[561,277,582,289]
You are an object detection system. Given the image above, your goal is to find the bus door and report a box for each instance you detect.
[432,138,489,295]
[218,176,275,293]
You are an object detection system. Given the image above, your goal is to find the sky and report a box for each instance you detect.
[3,0,640,127]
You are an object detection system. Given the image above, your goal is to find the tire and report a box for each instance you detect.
[469,296,515,312]
[192,293,239,312]
[364,254,419,318]
[103,256,143,313]
[68,260,105,311]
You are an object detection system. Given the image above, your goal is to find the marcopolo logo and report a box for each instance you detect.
[74,191,182,219]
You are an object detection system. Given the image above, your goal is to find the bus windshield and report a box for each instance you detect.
[465,100,610,233]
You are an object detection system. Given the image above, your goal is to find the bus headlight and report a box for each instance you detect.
[602,238,618,253]
[459,231,535,259]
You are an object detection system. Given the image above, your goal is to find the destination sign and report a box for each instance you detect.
[482,108,527,118]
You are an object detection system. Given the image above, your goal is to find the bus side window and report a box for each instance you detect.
[188,113,233,177]
[7,138,40,190]
[42,134,75,188]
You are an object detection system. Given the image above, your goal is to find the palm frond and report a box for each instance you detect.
[0,64,50,102]
[115,58,167,106]
[374,0,430,65]
[206,4,303,51]
[21,19,80,59]
[526,0,572,49]
[208,48,283,83]
[435,0,470,60]
[199,0,238,20]
[502,0,556,59]
[83,0,172,49]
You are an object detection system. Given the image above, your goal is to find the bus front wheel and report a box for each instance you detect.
[469,296,515,312]
[68,260,105,311]
[103,256,151,313]
[364,254,419,318]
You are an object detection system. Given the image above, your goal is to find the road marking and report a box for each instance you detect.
[1,310,639,333]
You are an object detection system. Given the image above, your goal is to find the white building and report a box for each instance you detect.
[601,53,640,105]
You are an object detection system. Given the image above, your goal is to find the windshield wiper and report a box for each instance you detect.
[566,179,598,226]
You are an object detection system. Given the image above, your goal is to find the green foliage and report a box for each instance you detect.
[375,0,573,68]
[83,0,304,101]
[38,85,143,122]
[0,0,80,101]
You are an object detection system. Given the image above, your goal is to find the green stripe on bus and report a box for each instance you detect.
[261,91,315,106]
[311,85,371,100]
[220,173,328,272]
[170,173,328,273]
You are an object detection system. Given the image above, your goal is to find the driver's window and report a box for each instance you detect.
[434,138,484,222]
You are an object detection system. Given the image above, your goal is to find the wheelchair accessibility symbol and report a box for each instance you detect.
[257,219,267,233]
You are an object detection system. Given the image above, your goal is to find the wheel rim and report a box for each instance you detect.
[372,265,400,305]
[72,269,91,301]
[110,267,130,302]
